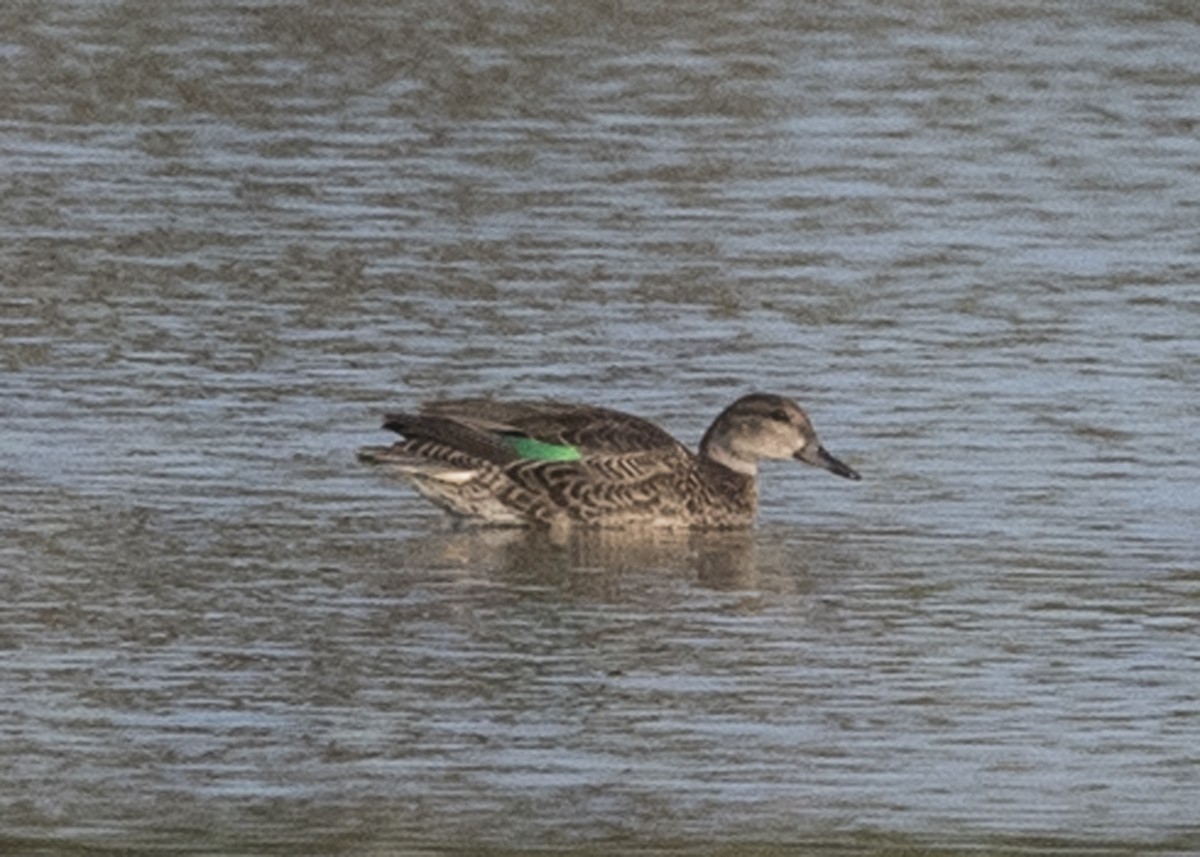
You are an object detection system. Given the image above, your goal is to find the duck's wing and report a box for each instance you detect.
[417,399,686,456]
[375,412,522,466]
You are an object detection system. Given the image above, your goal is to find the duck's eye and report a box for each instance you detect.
[769,408,790,422]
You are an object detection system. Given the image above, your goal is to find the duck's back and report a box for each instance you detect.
[418,399,687,456]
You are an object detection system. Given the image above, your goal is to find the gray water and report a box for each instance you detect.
[3,1,1199,854]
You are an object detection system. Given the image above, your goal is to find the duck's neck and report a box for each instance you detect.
[698,453,757,496]
[700,442,758,477]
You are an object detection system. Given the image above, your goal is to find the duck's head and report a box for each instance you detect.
[699,393,861,480]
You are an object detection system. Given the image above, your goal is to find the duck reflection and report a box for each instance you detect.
[391,524,792,597]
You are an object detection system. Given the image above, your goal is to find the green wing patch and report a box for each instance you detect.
[503,435,583,461]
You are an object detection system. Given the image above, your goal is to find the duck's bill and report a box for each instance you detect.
[799,445,862,481]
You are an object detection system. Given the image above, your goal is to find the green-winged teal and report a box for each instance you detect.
[358,393,861,528]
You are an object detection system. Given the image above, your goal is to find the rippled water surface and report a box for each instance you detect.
[3,1,1200,854]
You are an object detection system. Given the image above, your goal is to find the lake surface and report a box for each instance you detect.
[3,1,1199,854]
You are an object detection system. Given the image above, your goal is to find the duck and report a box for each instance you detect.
[357,393,861,529]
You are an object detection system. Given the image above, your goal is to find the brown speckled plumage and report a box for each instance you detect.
[358,393,860,529]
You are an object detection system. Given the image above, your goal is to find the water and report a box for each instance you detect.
[3,0,1199,853]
